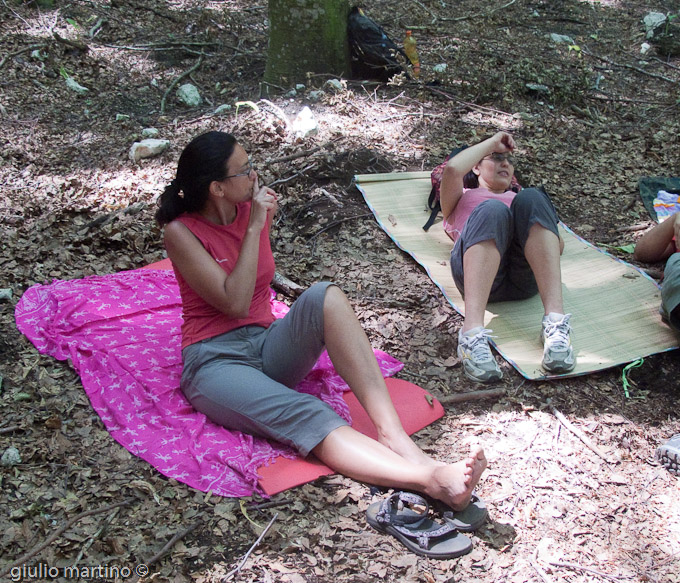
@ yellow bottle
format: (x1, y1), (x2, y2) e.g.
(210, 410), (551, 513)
(403, 30), (420, 78)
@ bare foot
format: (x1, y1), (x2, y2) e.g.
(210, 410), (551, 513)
(425, 445), (487, 511)
(378, 429), (444, 467)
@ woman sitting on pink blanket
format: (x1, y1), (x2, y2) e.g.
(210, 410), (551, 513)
(155, 131), (486, 511)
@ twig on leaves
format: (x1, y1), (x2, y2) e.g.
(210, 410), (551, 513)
(530, 559), (554, 583)
(267, 144), (326, 164)
(549, 560), (629, 581)
(0, 499), (134, 579)
(439, 0), (518, 23)
(72, 507), (121, 567)
(0, 44), (47, 70)
(0, 425), (22, 434)
(52, 31), (89, 52)
(145, 520), (202, 567)
(160, 53), (205, 114)
(550, 406), (611, 464)
(222, 513), (278, 582)
(308, 213), (374, 241)
(582, 47), (678, 85)
(267, 163), (317, 187)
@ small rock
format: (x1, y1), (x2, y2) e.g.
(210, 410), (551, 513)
(307, 90), (324, 102)
(129, 138), (170, 163)
(0, 288), (12, 301)
(214, 104), (232, 115)
(432, 63), (448, 73)
(295, 83), (305, 92)
(115, 114), (130, 122)
(176, 83), (202, 107)
(291, 106), (318, 138)
(641, 42), (652, 55)
(325, 78), (344, 93)
(526, 83), (550, 94)
(284, 88), (297, 98)
(550, 33), (575, 44)
(643, 12), (667, 38)
(141, 127), (159, 138)
(65, 76), (88, 95)
(1, 447), (21, 467)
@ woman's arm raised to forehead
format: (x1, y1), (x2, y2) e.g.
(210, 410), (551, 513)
(439, 132), (515, 219)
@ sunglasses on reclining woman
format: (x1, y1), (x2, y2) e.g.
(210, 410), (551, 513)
(482, 152), (515, 165)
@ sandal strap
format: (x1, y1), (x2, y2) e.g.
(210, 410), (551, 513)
(391, 520), (458, 550)
(375, 492), (429, 528)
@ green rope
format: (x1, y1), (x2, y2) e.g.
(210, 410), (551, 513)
(621, 358), (644, 398)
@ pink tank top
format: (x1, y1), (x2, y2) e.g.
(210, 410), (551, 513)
(172, 205), (276, 349)
(443, 187), (516, 242)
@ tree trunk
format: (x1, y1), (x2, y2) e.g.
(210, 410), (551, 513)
(264, 0), (351, 88)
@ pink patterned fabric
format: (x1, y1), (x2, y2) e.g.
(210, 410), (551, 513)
(15, 268), (402, 497)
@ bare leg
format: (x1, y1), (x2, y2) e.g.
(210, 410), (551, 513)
(313, 426), (487, 511)
(461, 240), (500, 332)
(523, 223), (564, 315)
(322, 286), (434, 466)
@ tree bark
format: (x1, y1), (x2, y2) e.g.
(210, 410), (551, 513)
(264, 0), (351, 87)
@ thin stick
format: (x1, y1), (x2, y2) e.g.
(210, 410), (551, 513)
(549, 560), (628, 581)
(439, 388), (505, 405)
(550, 406), (610, 464)
(530, 560), (554, 583)
(222, 513), (278, 582)
(0, 425), (22, 434)
(160, 54), (205, 114)
(0, 499), (134, 579)
(146, 520), (202, 567)
(308, 213), (374, 240)
(0, 44), (47, 70)
(583, 48), (678, 85)
(267, 144), (325, 164)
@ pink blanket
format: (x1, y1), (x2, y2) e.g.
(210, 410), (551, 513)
(15, 268), (402, 497)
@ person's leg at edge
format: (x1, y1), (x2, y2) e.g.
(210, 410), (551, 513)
(321, 285), (438, 466)
(523, 222), (564, 315)
(313, 425), (487, 511)
(461, 240), (501, 332)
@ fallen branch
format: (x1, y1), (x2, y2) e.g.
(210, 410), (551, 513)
(52, 31), (89, 53)
(439, 388), (506, 405)
(272, 271), (305, 297)
(0, 499), (134, 579)
(439, 0), (518, 22)
(267, 143), (327, 164)
(550, 406), (611, 464)
(583, 47), (678, 85)
(0, 425), (22, 435)
(160, 53), (205, 114)
(146, 520), (202, 567)
(222, 513), (278, 582)
(72, 507), (121, 567)
(267, 163), (317, 187)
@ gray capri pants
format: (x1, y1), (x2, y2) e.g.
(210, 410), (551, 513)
(180, 281), (348, 456)
(661, 253), (680, 332)
(450, 188), (560, 302)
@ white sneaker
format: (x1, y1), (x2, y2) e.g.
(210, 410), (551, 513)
(541, 313), (575, 373)
(457, 327), (503, 383)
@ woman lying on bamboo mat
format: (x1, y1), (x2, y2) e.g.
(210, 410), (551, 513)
(439, 131), (576, 382)
(155, 131), (486, 512)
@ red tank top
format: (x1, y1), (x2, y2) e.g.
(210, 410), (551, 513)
(172, 204), (276, 349)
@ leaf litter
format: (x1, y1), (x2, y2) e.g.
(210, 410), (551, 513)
(1, 0), (680, 582)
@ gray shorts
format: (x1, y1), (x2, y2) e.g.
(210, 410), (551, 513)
(450, 187), (560, 302)
(662, 253), (680, 332)
(180, 281), (348, 456)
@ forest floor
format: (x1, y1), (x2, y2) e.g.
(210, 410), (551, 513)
(1, 0), (680, 582)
